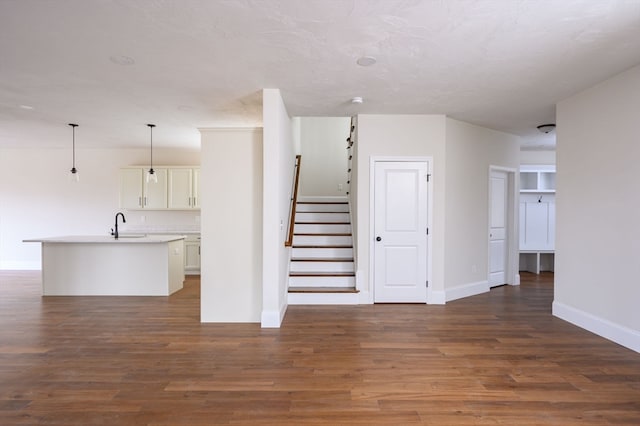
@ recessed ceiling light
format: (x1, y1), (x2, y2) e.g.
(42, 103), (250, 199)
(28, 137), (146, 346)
(109, 55), (136, 66)
(19, 104), (34, 110)
(357, 56), (377, 67)
(351, 97), (363, 104)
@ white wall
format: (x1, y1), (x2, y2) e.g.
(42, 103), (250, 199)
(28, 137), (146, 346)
(199, 128), (263, 323)
(0, 147), (200, 269)
(298, 117), (351, 197)
(555, 65), (640, 352)
(520, 150), (556, 165)
(354, 115), (520, 304)
(444, 118), (521, 294)
(262, 89), (295, 327)
(355, 115), (447, 302)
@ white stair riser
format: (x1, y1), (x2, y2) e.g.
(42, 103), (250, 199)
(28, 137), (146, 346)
(293, 235), (352, 246)
(298, 196), (348, 203)
(289, 276), (356, 287)
(292, 247), (353, 258)
(288, 292), (359, 305)
(290, 262), (354, 273)
(294, 224), (351, 234)
(296, 212), (350, 223)
(296, 203), (349, 213)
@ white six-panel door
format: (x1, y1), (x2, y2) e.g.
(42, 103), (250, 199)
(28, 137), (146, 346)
(373, 161), (428, 303)
(489, 170), (508, 287)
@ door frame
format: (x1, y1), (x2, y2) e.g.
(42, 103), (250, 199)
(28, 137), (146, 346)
(370, 156), (433, 303)
(487, 165), (518, 287)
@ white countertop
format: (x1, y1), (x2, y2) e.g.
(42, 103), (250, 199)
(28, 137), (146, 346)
(24, 235), (185, 244)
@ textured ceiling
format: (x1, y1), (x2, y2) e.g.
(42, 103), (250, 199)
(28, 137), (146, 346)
(1, 0), (639, 150)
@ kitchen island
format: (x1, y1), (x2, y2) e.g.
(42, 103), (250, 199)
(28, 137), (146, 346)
(24, 235), (185, 296)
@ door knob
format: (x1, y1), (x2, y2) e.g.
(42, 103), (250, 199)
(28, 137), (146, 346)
(376, 236), (382, 242)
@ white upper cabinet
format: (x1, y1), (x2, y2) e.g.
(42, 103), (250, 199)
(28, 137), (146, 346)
(119, 168), (144, 209)
(520, 165), (556, 193)
(119, 167), (168, 209)
(121, 166), (199, 210)
(168, 167), (200, 209)
(144, 168), (168, 208)
(193, 168), (201, 208)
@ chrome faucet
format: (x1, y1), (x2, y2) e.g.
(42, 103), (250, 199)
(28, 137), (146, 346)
(112, 212), (126, 239)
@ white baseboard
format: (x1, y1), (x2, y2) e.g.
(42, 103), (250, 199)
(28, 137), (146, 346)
(427, 288), (445, 304)
(514, 274), (521, 285)
(553, 301), (640, 353)
(261, 302), (287, 328)
(445, 280), (489, 302)
(297, 196), (348, 203)
(0, 261), (40, 270)
(357, 290), (371, 304)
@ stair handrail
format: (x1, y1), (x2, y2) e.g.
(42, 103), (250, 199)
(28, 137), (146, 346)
(285, 155), (302, 247)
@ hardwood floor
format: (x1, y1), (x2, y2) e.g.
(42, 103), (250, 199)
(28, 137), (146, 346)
(0, 271), (639, 425)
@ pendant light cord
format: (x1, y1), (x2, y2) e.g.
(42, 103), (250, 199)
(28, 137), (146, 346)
(69, 123), (78, 172)
(148, 124), (156, 173)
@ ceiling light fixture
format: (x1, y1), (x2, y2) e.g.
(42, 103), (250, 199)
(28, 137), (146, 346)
(68, 123), (79, 182)
(146, 124), (157, 183)
(356, 56), (377, 67)
(351, 96), (363, 104)
(537, 124), (556, 134)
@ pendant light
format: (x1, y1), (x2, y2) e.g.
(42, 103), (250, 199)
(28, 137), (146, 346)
(68, 123), (79, 182)
(146, 124), (157, 183)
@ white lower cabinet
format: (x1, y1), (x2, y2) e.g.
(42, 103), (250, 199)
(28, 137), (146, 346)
(184, 235), (201, 275)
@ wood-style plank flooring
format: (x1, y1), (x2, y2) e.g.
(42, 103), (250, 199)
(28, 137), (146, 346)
(0, 271), (639, 425)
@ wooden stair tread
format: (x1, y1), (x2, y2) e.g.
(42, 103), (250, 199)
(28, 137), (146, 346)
(294, 233), (351, 236)
(289, 271), (355, 277)
(291, 257), (354, 262)
(295, 224), (351, 226)
(288, 286), (359, 293)
(292, 245), (353, 249)
(297, 202), (348, 205)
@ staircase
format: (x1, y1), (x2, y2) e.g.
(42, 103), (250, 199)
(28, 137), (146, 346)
(288, 198), (359, 304)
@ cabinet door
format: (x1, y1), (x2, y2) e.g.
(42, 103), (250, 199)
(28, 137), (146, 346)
(119, 168), (143, 209)
(144, 168), (168, 209)
(520, 194), (555, 250)
(184, 241), (201, 271)
(168, 169), (193, 209)
(193, 168), (200, 208)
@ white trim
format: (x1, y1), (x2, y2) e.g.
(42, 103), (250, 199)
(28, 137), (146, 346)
(288, 292), (359, 305)
(488, 165), (519, 287)
(261, 302), (288, 328)
(355, 269), (372, 304)
(357, 290), (371, 304)
(445, 280), (489, 302)
(370, 156), (433, 304)
(427, 288), (445, 305)
(553, 301), (640, 353)
(0, 261), (41, 270)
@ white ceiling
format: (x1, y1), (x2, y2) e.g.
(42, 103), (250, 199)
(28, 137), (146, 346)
(1, 0), (639, 151)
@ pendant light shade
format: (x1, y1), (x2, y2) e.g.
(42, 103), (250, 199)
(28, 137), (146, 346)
(146, 124), (157, 183)
(68, 123), (79, 182)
